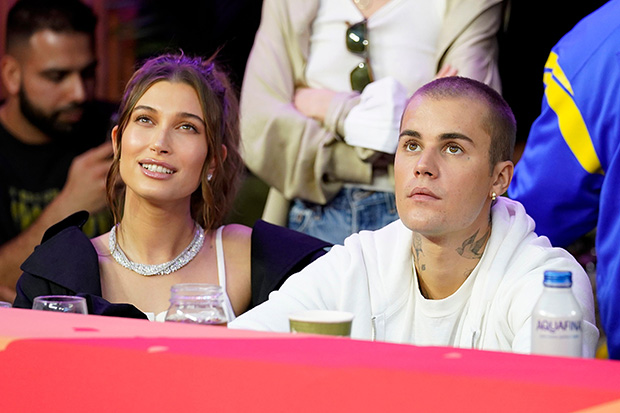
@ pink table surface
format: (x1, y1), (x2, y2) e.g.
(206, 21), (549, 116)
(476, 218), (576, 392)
(1, 308), (619, 412)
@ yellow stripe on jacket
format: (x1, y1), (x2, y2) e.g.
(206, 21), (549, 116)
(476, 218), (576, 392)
(543, 52), (603, 175)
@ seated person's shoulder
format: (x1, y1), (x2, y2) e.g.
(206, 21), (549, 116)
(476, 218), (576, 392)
(222, 223), (252, 245)
(252, 220), (332, 250)
(40, 211), (90, 243)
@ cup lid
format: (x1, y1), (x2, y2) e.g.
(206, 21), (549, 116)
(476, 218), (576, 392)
(288, 310), (355, 323)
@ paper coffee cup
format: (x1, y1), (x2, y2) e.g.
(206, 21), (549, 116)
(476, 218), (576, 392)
(289, 310), (354, 337)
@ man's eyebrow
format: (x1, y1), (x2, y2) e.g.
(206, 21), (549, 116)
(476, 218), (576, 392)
(399, 130), (420, 139)
(398, 130), (475, 145)
(439, 132), (475, 145)
(40, 68), (69, 77)
(41, 60), (98, 76)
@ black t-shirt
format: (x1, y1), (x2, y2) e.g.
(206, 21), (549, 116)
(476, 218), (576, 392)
(0, 100), (116, 244)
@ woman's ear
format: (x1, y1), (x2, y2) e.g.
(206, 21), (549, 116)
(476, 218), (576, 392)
(491, 160), (514, 197)
(111, 125), (119, 156)
(209, 144), (228, 176)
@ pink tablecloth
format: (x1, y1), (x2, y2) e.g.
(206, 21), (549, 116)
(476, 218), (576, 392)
(1, 308), (619, 412)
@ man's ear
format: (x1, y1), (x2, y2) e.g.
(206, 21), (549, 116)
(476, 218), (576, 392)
(491, 160), (514, 197)
(1, 55), (22, 96)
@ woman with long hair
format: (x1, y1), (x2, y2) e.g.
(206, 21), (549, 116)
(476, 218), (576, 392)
(13, 53), (253, 320)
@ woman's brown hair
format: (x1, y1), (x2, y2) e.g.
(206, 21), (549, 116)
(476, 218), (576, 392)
(106, 52), (243, 230)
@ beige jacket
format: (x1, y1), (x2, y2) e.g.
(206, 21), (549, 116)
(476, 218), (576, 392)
(241, 0), (504, 224)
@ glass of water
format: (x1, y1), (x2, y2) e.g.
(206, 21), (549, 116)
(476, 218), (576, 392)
(164, 284), (233, 326)
(32, 295), (88, 314)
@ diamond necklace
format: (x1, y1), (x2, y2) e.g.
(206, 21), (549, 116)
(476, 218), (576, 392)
(109, 222), (205, 276)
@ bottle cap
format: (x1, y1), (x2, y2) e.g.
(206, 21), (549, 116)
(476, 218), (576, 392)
(543, 270), (572, 287)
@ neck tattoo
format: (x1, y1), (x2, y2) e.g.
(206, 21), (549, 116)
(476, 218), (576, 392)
(109, 222), (205, 276)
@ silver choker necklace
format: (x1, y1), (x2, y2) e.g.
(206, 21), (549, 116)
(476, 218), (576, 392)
(109, 222), (205, 276)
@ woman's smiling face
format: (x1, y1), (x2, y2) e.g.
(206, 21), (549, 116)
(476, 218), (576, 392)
(113, 80), (208, 207)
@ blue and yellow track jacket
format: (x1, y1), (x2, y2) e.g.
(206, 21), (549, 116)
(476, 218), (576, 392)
(509, 0), (620, 359)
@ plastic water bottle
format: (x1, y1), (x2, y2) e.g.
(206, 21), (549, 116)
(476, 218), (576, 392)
(531, 271), (583, 357)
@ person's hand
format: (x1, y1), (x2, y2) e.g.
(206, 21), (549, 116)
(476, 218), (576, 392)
(56, 141), (113, 214)
(435, 64), (458, 79)
(293, 87), (337, 123)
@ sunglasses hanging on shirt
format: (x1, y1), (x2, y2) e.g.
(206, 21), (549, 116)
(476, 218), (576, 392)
(346, 19), (374, 92)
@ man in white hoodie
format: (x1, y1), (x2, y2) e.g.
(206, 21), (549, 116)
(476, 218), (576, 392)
(230, 76), (598, 356)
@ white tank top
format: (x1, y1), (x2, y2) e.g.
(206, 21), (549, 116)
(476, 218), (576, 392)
(146, 225), (228, 322)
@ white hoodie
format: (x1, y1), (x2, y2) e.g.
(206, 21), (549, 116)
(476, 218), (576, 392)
(230, 198), (598, 356)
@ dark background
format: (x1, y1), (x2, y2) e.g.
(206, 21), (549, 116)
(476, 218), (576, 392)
(497, 0), (608, 155)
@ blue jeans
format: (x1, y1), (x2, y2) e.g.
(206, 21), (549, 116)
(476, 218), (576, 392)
(288, 187), (399, 245)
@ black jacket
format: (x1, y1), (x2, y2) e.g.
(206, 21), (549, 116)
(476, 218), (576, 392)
(14, 212), (331, 318)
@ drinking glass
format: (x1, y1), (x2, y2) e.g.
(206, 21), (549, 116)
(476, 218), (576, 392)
(32, 295), (88, 314)
(164, 283), (233, 326)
